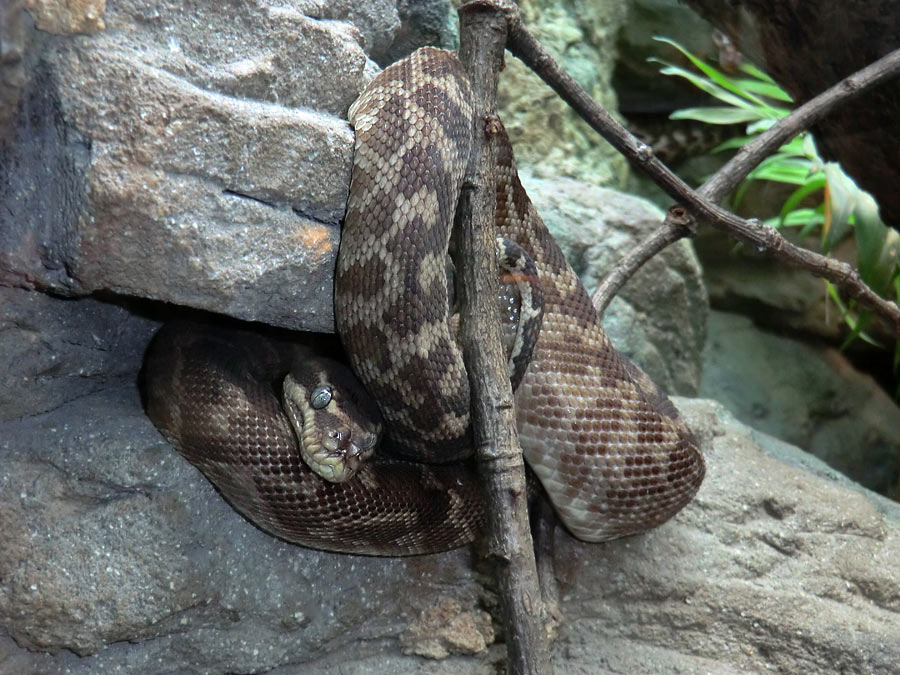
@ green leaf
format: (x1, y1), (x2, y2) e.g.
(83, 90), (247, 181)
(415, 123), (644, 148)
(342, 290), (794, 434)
(782, 135), (811, 157)
(824, 282), (882, 349)
(670, 107), (764, 124)
(652, 61), (763, 111)
(653, 37), (776, 111)
(802, 135), (820, 159)
(780, 176), (827, 222)
(746, 119), (777, 134)
(781, 208), (824, 229)
(731, 78), (794, 102)
(748, 158), (814, 185)
(854, 193), (900, 296)
(839, 311), (881, 350)
(739, 61), (779, 85)
(822, 163), (859, 251)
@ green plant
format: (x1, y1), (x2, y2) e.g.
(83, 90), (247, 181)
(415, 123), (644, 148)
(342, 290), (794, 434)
(651, 37), (900, 390)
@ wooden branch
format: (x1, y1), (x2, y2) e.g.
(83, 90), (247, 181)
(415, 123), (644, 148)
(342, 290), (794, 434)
(593, 45), (900, 315)
(456, 2), (553, 673)
(591, 206), (694, 316)
(506, 19), (900, 336)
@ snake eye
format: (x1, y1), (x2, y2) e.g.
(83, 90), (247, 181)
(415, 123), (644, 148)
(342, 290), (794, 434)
(310, 385), (333, 409)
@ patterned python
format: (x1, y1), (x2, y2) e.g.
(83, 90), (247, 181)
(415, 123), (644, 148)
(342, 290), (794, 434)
(144, 48), (704, 556)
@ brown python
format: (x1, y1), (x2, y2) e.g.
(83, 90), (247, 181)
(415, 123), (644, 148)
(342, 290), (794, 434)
(144, 47), (705, 555)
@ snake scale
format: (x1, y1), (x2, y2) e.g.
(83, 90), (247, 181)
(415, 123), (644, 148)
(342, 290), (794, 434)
(144, 48), (705, 556)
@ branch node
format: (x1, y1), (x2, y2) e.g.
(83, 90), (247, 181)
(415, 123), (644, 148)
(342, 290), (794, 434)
(635, 141), (654, 163)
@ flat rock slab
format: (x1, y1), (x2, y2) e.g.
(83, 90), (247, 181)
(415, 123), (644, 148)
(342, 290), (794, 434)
(1, 380), (897, 673)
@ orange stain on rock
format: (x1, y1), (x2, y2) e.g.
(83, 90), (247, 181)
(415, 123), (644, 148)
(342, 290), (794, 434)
(293, 224), (334, 257)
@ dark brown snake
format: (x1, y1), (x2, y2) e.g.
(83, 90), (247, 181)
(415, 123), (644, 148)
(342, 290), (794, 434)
(144, 48), (705, 556)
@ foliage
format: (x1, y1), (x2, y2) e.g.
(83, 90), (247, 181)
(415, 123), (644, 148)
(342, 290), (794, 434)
(651, 37), (900, 390)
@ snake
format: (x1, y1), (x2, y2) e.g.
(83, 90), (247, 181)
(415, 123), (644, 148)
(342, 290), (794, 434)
(144, 48), (705, 556)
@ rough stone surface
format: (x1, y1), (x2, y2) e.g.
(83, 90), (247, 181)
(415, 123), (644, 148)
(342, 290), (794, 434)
(695, 229), (864, 342)
(25, 0), (106, 35)
(384, 0), (456, 64)
(701, 310), (900, 498)
(498, 0), (630, 188)
(1, 290), (899, 673)
(0, 286), (159, 421)
(0, 0), (393, 333)
(1, 1), (31, 136)
(0, 0), (645, 336)
(614, 0), (718, 118)
(524, 172), (707, 395)
(304, 0), (400, 65)
(399, 596), (495, 659)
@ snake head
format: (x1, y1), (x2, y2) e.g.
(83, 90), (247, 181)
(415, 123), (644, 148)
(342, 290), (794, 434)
(282, 355), (382, 483)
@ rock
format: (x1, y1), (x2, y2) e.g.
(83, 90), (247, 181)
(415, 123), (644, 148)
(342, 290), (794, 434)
(614, 0), (719, 117)
(0, 0), (679, 340)
(2, 336), (898, 673)
(695, 228), (859, 342)
(0, 0), (392, 333)
(384, 0), (457, 64)
(700, 310), (900, 498)
(551, 396), (900, 674)
(399, 596), (494, 659)
(0, 291), (896, 673)
(0, 286), (158, 421)
(0, 375), (488, 668)
(524, 172), (708, 395)
(1, 1), (31, 136)
(24, 0), (106, 35)
(497, 0), (630, 188)
(304, 0), (400, 65)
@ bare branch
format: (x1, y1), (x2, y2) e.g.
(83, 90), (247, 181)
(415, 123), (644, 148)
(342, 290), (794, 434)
(457, 2), (553, 673)
(506, 18), (900, 336)
(591, 207), (695, 316)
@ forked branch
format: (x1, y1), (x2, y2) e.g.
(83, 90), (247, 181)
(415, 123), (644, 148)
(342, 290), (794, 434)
(506, 18), (900, 333)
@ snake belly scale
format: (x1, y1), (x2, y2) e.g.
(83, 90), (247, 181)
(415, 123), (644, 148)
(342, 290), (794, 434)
(144, 47), (705, 555)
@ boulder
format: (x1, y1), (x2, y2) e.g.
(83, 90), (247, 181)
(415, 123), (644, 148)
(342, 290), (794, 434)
(701, 310), (900, 499)
(498, 0), (630, 187)
(0, 0), (386, 333)
(1, 333), (898, 673)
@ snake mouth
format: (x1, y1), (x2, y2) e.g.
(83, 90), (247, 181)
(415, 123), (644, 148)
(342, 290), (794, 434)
(310, 438), (375, 482)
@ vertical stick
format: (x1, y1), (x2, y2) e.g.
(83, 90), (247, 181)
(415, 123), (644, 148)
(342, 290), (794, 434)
(456, 2), (553, 673)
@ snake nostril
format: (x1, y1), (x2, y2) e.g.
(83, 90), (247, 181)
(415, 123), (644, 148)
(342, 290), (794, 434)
(330, 429), (351, 449)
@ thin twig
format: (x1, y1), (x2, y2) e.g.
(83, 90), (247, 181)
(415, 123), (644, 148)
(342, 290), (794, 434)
(457, 2), (553, 673)
(590, 206), (694, 316)
(506, 20), (900, 335)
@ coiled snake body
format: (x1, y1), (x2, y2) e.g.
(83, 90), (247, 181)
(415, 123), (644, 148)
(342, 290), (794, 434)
(145, 48), (704, 556)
